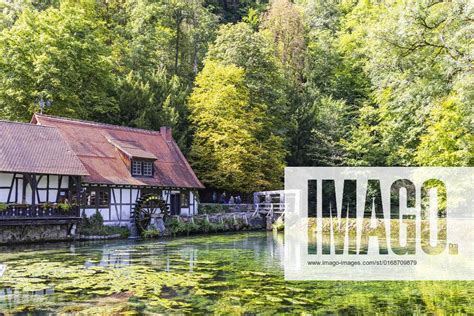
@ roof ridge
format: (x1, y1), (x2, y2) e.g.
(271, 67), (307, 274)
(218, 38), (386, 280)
(34, 113), (164, 135)
(0, 119), (57, 129)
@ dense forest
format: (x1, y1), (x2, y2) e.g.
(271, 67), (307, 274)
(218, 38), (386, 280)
(0, 0), (472, 193)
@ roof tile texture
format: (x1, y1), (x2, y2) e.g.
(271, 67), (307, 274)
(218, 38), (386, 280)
(32, 114), (204, 189)
(0, 120), (88, 175)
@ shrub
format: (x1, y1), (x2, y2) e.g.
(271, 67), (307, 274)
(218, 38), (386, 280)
(57, 202), (72, 213)
(89, 211), (104, 228)
(142, 229), (160, 238)
(209, 222), (225, 233)
(77, 211), (129, 237)
(0, 203), (8, 212)
(166, 217), (187, 236)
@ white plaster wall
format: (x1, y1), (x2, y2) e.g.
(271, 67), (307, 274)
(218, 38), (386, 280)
(0, 173), (13, 202)
(0, 173), (12, 187)
(25, 185), (32, 204)
(100, 187), (138, 226)
(162, 190), (170, 204)
(191, 191), (199, 215)
(17, 178), (23, 203)
(0, 173), (70, 204)
(81, 186), (200, 226)
(48, 175), (58, 203)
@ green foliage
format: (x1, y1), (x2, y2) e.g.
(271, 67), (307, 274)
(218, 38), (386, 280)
(340, 0), (473, 166)
(0, 232), (472, 314)
(0, 0), (471, 200)
(0, 202), (8, 212)
(166, 217), (201, 236)
(77, 210), (129, 237)
(206, 23), (287, 127)
(57, 202), (72, 213)
(416, 85), (474, 166)
(89, 210), (104, 228)
(0, 3), (118, 122)
(262, 0), (305, 83)
(200, 204), (225, 214)
(142, 228), (160, 238)
(165, 215), (249, 236)
(188, 61), (285, 192)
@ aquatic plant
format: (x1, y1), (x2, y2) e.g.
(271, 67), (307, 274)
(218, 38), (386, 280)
(1, 232), (472, 314)
(142, 229), (160, 238)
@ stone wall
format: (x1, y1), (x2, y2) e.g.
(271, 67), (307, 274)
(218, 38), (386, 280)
(144, 212), (266, 237)
(0, 224), (74, 244)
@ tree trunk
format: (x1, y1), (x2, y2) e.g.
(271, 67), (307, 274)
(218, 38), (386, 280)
(174, 13), (181, 75)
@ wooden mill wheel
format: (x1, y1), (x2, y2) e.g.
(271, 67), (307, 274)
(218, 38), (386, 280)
(133, 194), (168, 233)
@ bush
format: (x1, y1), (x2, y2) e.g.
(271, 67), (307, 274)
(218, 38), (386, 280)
(166, 216), (230, 236)
(200, 204), (226, 214)
(166, 217), (187, 236)
(57, 202), (72, 213)
(209, 222), (225, 233)
(89, 211), (104, 227)
(77, 211), (129, 237)
(0, 203), (8, 212)
(142, 228), (160, 238)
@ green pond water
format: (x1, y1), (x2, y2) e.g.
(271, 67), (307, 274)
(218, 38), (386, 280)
(0, 232), (472, 314)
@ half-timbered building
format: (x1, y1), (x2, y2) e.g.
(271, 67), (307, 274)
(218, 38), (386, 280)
(0, 114), (204, 227)
(0, 120), (88, 225)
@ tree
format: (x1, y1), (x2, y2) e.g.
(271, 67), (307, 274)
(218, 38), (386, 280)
(286, 0), (370, 166)
(188, 61), (285, 192)
(262, 0), (306, 83)
(416, 79), (474, 166)
(205, 22), (287, 134)
(0, 3), (118, 122)
(342, 0), (473, 166)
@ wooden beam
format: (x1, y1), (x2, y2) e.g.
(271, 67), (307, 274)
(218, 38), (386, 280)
(56, 175), (63, 202)
(23, 173), (37, 206)
(6, 173), (15, 203)
(22, 174), (27, 204)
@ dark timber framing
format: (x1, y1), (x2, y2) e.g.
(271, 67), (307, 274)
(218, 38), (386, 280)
(1, 172), (81, 205)
(80, 183), (198, 222)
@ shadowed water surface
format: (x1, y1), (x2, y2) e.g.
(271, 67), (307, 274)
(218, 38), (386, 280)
(0, 232), (472, 314)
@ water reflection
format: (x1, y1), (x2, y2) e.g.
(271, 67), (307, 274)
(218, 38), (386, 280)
(0, 232), (472, 314)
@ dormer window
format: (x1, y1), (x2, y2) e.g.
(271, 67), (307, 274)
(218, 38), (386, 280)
(143, 161), (153, 176)
(132, 160), (153, 177)
(132, 160), (142, 176)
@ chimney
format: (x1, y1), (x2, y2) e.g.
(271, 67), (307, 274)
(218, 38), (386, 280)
(160, 126), (172, 141)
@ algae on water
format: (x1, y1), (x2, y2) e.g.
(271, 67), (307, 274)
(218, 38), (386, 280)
(0, 232), (472, 314)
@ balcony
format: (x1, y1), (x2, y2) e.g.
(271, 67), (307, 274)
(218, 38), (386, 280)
(0, 204), (81, 226)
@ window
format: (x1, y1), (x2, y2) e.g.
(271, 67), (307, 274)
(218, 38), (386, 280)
(98, 190), (110, 208)
(84, 188), (110, 208)
(86, 190), (96, 207)
(143, 161), (153, 176)
(132, 160), (142, 176)
(57, 189), (69, 203)
(131, 160), (154, 177)
(180, 192), (189, 208)
(141, 188), (161, 197)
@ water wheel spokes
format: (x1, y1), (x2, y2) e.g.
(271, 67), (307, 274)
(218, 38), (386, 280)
(134, 194), (168, 233)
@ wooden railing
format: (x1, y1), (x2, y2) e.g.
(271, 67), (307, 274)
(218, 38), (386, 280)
(254, 202), (285, 213)
(0, 205), (80, 220)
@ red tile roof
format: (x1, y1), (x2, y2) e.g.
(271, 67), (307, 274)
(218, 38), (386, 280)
(32, 114), (204, 189)
(0, 120), (89, 176)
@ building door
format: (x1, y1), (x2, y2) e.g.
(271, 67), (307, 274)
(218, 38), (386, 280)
(170, 193), (181, 215)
